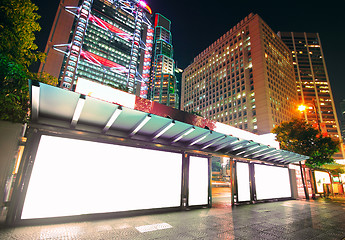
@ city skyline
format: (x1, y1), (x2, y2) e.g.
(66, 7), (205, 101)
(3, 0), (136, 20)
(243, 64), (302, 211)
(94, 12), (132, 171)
(32, 0), (345, 118)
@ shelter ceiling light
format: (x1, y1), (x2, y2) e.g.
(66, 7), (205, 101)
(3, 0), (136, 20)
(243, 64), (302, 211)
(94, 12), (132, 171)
(189, 131), (211, 146)
(31, 81), (40, 121)
(103, 106), (122, 133)
(153, 120), (175, 140)
(130, 114), (151, 136)
(173, 127), (195, 143)
(201, 135), (227, 150)
(71, 95), (86, 127)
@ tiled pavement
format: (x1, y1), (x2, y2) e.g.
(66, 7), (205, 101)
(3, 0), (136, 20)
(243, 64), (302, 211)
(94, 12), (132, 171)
(1, 197), (345, 239)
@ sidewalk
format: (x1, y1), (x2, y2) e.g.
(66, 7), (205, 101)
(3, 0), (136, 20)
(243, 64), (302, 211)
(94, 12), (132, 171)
(1, 197), (345, 239)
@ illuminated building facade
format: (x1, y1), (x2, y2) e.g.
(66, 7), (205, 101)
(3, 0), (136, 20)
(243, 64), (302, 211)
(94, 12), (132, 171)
(182, 14), (298, 134)
(41, 0), (153, 95)
(150, 14), (178, 108)
(174, 67), (183, 109)
(341, 99), (345, 142)
(279, 32), (344, 158)
(38, 0), (79, 79)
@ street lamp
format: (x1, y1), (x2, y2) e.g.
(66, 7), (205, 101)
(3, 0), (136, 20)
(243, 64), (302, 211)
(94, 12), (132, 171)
(298, 104), (306, 112)
(298, 100), (321, 200)
(298, 100), (321, 133)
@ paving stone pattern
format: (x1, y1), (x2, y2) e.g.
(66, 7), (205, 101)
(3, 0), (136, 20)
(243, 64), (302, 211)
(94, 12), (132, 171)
(1, 197), (345, 239)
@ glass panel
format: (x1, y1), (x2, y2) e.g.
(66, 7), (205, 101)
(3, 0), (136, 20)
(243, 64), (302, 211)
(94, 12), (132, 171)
(211, 157), (231, 204)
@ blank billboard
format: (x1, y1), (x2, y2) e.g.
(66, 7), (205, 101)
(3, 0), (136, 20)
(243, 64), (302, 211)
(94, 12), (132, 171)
(255, 164), (291, 200)
(188, 156), (209, 206)
(237, 162), (251, 202)
(21, 135), (182, 219)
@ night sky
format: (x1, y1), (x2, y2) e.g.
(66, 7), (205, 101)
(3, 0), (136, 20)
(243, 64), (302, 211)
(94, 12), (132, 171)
(32, 0), (345, 118)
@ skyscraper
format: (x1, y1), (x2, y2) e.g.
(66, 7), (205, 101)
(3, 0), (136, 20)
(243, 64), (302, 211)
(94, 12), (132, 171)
(279, 32), (344, 158)
(39, 0), (153, 96)
(339, 99), (345, 142)
(181, 13), (298, 134)
(149, 14), (178, 108)
(38, 0), (79, 79)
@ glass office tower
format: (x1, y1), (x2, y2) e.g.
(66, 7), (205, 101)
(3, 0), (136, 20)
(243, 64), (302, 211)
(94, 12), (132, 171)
(279, 32), (344, 158)
(150, 14), (179, 108)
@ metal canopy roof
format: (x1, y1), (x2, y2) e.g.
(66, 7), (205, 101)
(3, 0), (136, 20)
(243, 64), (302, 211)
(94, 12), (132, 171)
(30, 82), (308, 165)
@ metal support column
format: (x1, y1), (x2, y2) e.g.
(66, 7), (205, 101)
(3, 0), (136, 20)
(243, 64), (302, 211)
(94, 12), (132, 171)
(249, 163), (256, 203)
(229, 158), (235, 205)
(180, 152), (189, 210)
(299, 161), (309, 200)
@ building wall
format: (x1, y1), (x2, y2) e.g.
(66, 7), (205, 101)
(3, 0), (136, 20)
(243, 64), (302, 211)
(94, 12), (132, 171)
(38, 0), (79, 78)
(250, 16), (271, 133)
(181, 14), (297, 134)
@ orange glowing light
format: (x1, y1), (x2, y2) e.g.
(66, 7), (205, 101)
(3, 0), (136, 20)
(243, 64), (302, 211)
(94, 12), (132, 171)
(298, 104), (306, 112)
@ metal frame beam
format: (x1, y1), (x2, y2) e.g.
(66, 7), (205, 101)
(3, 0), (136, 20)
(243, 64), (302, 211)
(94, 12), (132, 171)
(103, 106), (122, 133)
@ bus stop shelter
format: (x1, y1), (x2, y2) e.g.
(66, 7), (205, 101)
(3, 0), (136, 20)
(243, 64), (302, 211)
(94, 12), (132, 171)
(5, 82), (308, 225)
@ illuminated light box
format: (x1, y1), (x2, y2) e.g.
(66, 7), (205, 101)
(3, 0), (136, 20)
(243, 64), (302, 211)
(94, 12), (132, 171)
(254, 164), (291, 200)
(75, 77), (136, 109)
(188, 156), (209, 206)
(237, 162), (251, 202)
(314, 171), (331, 193)
(21, 135), (182, 219)
(214, 122), (280, 149)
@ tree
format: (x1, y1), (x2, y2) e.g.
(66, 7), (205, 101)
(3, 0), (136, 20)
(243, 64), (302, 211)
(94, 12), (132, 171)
(0, 53), (58, 123)
(0, 53), (29, 123)
(0, 0), (58, 123)
(0, 0), (45, 67)
(272, 118), (339, 168)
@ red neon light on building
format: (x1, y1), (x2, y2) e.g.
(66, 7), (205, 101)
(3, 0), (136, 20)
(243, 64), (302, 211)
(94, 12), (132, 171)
(80, 50), (128, 74)
(138, 1), (152, 14)
(89, 14), (132, 41)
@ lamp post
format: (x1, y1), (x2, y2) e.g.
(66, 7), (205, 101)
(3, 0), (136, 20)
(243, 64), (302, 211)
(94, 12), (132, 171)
(298, 100), (321, 200)
(298, 99), (321, 133)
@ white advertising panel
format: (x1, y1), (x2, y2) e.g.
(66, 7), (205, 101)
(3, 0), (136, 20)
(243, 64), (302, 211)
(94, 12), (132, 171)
(237, 162), (251, 202)
(188, 156), (209, 206)
(255, 164), (291, 200)
(314, 171), (331, 193)
(75, 77), (136, 109)
(214, 122), (280, 149)
(21, 135), (182, 219)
